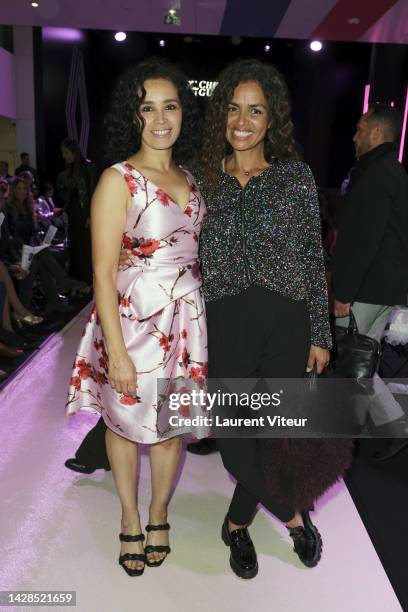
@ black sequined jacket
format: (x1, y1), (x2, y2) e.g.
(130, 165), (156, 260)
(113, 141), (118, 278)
(197, 160), (332, 349)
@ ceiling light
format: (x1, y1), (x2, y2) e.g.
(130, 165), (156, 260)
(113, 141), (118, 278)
(310, 40), (323, 52)
(264, 44), (271, 52)
(164, 8), (180, 25)
(159, 39), (166, 47)
(31, 2), (39, 7)
(114, 32), (127, 42)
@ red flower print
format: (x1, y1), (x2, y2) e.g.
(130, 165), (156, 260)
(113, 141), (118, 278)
(184, 206), (193, 217)
(159, 335), (170, 353)
(190, 183), (197, 193)
(156, 189), (170, 206)
(201, 362), (208, 377)
(181, 347), (190, 368)
(124, 173), (138, 194)
(122, 233), (135, 251)
(124, 162), (134, 172)
(120, 296), (131, 308)
(99, 355), (108, 373)
(70, 376), (81, 391)
(138, 239), (160, 257)
(190, 260), (201, 279)
(189, 366), (201, 381)
(180, 329), (187, 339)
(120, 394), (138, 405)
(95, 371), (108, 385)
(180, 403), (190, 418)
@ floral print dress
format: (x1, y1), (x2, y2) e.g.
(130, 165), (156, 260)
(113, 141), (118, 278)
(66, 162), (208, 443)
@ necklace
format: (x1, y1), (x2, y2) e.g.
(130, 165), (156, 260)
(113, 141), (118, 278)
(241, 166), (268, 177)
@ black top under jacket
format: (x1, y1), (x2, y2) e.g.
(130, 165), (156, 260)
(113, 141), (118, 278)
(332, 142), (408, 306)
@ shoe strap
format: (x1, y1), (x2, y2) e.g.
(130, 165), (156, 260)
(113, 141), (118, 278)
(145, 523), (170, 532)
(119, 533), (145, 542)
(145, 545), (171, 554)
(119, 553), (146, 562)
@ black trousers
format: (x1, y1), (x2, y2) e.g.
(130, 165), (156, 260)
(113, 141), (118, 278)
(206, 286), (311, 524)
(75, 416), (109, 468)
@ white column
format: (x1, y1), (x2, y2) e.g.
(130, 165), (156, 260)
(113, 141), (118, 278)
(13, 25), (36, 167)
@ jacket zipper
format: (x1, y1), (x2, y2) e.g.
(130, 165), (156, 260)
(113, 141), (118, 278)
(239, 189), (252, 283)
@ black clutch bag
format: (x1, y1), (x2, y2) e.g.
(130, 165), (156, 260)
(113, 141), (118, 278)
(334, 310), (380, 379)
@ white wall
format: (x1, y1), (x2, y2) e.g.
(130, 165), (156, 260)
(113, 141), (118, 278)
(13, 26), (36, 167)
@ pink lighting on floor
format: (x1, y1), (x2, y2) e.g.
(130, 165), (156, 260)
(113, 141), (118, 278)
(363, 84), (371, 114)
(310, 40), (322, 52)
(398, 86), (408, 163)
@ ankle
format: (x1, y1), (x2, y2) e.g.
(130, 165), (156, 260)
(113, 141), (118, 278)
(148, 506), (168, 524)
(121, 512), (141, 530)
(286, 511), (304, 529)
(228, 519), (248, 533)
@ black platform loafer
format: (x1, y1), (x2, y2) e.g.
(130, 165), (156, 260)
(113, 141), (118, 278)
(221, 516), (258, 579)
(186, 438), (218, 455)
(64, 458), (110, 474)
(287, 511), (322, 568)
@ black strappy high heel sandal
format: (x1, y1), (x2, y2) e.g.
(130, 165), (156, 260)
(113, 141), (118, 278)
(118, 533), (146, 576)
(145, 523), (171, 567)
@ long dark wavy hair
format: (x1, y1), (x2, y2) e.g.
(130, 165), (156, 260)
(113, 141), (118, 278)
(199, 59), (301, 189)
(7, 177), (36, 224)
(61, 137), (86, 189)
(103, 58), (201, 167)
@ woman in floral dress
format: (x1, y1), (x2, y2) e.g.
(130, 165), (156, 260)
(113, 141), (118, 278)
(66, 59), (207, 576)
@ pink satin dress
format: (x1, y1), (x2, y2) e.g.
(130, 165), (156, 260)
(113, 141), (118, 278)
(66, 162), (208, 444)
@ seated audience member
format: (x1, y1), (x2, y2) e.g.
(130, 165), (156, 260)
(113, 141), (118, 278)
(0, 161), (12, 181)
(15, 152), (38, 187)
(34, 183), (65, 238)
(16, 169), (37, 197)
(0, 279), (23, 362)
(0, 179), (9, 209)
(4, 178), (87, 313)
(0, 260), (43, 329)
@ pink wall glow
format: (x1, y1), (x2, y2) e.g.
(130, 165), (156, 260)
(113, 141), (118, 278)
(0, 49), (16, 119)
(398, 86), (408, 163)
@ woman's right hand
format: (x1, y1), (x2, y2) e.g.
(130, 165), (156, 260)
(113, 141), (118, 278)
(108, 351), (137, 397)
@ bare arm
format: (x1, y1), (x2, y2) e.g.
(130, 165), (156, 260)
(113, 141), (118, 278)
(91, 168), (136, 396)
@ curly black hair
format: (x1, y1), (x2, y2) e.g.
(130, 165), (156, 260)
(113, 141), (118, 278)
(103, 57), (201, 167)
(199, 59), (301, 189)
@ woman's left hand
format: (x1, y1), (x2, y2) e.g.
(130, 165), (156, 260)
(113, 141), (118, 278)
(306, 345), (330, 375)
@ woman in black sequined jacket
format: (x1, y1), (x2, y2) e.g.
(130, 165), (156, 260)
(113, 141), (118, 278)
(194, 59), (353, 577)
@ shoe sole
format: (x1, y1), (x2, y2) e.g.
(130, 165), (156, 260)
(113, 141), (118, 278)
(221, 523), (258, 579)
(64, 462), (96, 474)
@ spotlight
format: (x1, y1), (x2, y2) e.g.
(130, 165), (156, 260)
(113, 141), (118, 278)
(159, 39), (166, 47)
(164, 8), (181, 25)
(310, 40), (323, 52)
(114, 32), (127, 42)
(264, 44), (271, 52)
(31, 2), (39, 6)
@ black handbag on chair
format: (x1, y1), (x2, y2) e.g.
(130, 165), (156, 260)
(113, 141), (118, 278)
(334, 310), (380, 378)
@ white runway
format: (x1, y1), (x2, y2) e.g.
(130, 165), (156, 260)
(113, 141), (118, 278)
(0, 306), (402, 612)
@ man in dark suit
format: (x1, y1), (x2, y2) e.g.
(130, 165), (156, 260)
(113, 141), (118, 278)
(333, 104), (408, 461)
